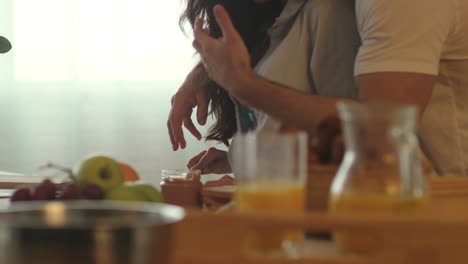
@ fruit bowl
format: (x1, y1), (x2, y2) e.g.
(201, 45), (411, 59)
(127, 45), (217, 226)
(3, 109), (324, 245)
(0, 201), (184, 264)
(11, 155), (163, 204)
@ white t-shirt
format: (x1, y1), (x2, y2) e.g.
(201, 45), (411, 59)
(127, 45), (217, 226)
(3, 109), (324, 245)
(355, 0), (468, 176)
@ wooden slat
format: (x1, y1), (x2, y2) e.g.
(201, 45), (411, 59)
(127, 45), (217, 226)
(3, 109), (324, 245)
(306, 164), (468, 213)
(171, 209), (468, 264)
(171, 167), (468, 264)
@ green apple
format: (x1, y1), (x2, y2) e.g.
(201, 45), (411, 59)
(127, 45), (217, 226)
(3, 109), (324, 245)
(105, 185), (148, 201)
(134, 184), (164, 202)
(74, 155), (124, 192)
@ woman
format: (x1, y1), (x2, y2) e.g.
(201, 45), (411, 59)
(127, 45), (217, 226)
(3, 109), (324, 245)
(168, 0), (360, 174)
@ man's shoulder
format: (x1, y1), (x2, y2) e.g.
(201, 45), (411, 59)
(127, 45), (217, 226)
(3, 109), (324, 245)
(355, 0), (455, 15)
(302, 0), (354, 14)
(301, 0), (356, 25)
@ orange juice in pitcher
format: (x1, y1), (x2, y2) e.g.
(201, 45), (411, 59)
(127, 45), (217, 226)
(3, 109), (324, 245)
(330, 192), (429, 253)
(330, 102), (430, 254)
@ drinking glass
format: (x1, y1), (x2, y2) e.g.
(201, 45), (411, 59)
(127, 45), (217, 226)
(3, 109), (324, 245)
(231, 131), (308, 253)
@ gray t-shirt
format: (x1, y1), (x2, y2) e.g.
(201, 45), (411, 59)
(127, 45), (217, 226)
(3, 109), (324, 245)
(235, 0), (360, 133)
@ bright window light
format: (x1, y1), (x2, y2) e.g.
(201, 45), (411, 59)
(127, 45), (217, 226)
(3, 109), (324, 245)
(12, 0), (196, 81)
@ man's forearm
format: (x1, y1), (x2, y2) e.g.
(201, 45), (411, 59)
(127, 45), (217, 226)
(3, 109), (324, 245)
(230, 72), (351, 133)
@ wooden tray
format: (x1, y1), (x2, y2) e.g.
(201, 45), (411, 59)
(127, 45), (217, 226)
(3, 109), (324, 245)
(202, 186), (235, 199)
(172, 209), (468, 264)
(199, 166), (468, 215)
(306, 164), (468, 213)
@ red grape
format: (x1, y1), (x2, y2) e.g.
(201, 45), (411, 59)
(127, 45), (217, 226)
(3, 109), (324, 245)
(81, 183), (104, 200)
(10, 188), (31, 202)
(31, 179), (56, 201)
(57, 183), (81, 200)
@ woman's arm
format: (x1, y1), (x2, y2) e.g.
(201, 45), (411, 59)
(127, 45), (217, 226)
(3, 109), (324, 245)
(167, 63), (211, 150)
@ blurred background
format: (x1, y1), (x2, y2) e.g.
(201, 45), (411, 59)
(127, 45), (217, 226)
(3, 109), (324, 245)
(0, 0), (223, 185)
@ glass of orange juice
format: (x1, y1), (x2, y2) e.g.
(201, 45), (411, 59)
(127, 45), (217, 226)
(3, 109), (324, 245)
(231, 131), (307, 254)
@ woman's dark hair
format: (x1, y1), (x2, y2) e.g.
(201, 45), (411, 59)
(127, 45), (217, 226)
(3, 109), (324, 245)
(180, 0), (284, 146)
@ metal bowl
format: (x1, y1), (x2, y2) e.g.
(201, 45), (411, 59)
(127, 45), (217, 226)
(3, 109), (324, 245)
(0, 201), (185, 264)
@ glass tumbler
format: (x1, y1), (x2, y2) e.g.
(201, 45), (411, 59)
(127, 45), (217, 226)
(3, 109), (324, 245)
(231, 130), (308, 253)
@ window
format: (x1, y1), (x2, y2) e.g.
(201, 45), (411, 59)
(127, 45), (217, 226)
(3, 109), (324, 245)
(3, 0), (195, 81)
(0, 0), (216, 183)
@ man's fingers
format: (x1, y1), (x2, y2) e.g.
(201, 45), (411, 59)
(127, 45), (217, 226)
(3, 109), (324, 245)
(213, 5), (238, 41)
(196, 92), (209, 125)
(183, 118), (202, 141)
(187, 150), (207, 169)
(195, 17), (203, 31)
(192, 40), (202, 53)
(194, 18), (214, 46)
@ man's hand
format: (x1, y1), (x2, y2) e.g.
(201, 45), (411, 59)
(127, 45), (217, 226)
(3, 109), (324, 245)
(187, 148), (232, 175)
(192, 5), (253, 97)
(167, 69), (210, 151)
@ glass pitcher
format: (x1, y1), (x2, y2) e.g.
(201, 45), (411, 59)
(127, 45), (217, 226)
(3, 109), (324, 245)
(329, 102), (430, 254)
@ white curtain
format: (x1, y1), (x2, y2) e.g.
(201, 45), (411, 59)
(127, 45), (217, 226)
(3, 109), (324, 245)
(0, 0), (218, 183)
(2, 0), (196, 81)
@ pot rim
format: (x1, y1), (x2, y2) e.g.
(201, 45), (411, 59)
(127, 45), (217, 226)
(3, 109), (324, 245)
(0, 200), (185, 229)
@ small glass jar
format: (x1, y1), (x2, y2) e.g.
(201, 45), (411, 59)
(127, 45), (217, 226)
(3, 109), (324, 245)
(160, 169), (202, 208)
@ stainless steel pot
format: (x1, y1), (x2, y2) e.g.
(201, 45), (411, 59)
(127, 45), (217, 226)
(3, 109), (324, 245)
(0, 36), (12, 54)
(0, 201), (185, 264)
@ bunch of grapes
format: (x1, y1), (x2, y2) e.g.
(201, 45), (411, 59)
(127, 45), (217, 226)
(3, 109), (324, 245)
(10, 179), (104, 202)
